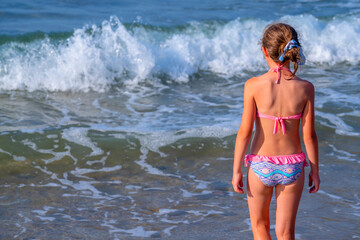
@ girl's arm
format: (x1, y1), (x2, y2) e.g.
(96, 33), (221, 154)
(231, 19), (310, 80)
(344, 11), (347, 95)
(302, 82), (320, 193)
(232, 80), (256, 194)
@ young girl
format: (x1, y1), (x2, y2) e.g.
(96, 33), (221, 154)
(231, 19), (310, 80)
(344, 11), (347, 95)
(232, 23), (320, 240)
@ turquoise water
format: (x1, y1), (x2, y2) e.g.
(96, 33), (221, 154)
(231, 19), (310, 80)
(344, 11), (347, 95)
(0, 1), (359, 239)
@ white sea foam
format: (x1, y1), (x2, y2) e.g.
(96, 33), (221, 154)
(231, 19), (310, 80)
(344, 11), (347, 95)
(317, 112), (360, 137)
(32, 206), (56, 222)
(22, 139), (77, 164)
(14, 213), (31, 239)
(0, 147), (26, 161)
(0, 16), (154, 92)
(181, 189), (212, 198)
(71, 165), (122, 176)
(109, 226), (158, 237)
(0, 15), (359, 91)
(286, 14), (360, 64)
(239, 218), (252, 233)
(318, 190), (343, 201)
(163, 226), (177, 236)
(51, 172), (119, 199)
(186, 209), (223, 217)
(327, 143), (359, 163)
(62, 128), (104, 156)
(132, 125), (237, 156)
(106, 124), (238, 176)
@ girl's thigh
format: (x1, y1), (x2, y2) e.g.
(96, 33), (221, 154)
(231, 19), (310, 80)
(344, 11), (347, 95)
(247, 168), (274, 222)
(274, 168), (305, 230)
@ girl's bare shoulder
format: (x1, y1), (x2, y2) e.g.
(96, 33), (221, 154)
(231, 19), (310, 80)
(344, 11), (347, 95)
(292, 77), (315, 99)
(294, 77), (314, 91)
(245, 73), (270, 86)
(244, 76), (265, 95)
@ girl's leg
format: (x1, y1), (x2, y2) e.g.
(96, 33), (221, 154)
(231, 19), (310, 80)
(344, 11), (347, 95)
(274, 169), (305, 240)
(247, 168), (273, 240)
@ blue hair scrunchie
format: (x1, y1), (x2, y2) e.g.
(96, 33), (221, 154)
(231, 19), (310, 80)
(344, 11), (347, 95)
(278, 39), (306, 65)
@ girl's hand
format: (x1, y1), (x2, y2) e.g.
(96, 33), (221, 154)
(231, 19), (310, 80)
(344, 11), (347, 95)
(308, 171), (320, 193)
(232, 172), (244, 194)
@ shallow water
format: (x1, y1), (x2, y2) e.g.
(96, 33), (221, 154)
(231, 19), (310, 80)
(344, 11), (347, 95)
(0, 0), (360, 239)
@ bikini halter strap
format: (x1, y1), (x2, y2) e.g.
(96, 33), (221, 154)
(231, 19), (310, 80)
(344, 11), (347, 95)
(270, 64), (291, 84)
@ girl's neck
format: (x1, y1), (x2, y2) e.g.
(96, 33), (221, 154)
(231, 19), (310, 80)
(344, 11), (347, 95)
(267, 59), (291, 70)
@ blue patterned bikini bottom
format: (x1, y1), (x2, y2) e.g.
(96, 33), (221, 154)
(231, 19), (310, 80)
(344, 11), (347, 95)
(249, 161), (304, 187)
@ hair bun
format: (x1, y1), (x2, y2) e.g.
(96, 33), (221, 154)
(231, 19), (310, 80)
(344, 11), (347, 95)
(262, 23), (304, 76)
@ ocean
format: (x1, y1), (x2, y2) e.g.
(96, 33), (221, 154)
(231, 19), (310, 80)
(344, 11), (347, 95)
(0, 0), (359, 239)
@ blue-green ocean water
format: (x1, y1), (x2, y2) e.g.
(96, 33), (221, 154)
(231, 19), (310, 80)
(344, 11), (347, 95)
(0, 1), (359, 239)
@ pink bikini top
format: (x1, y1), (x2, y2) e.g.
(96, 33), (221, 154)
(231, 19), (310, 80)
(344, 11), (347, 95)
(257, 111), (302, 135)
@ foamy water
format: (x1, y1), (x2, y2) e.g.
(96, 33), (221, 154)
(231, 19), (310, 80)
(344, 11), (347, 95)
(1, 15), (360, 91)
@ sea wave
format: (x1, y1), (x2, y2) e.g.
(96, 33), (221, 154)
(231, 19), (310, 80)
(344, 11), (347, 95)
(0, 14), (359, 92)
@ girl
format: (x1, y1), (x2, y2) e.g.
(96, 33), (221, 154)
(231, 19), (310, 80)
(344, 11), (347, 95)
(232, 23), (320, 240)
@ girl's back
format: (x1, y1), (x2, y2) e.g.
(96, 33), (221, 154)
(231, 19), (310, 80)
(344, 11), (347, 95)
(248, 69), (313, 156)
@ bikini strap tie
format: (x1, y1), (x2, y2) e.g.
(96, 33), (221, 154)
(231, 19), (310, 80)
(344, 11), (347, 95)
(274, 117), (286, 135)
(271, 64), (291, 84)
(257, 111), (302, 135)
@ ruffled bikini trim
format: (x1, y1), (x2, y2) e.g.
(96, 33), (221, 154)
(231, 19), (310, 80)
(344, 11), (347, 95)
(245, 152), (308, 167)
